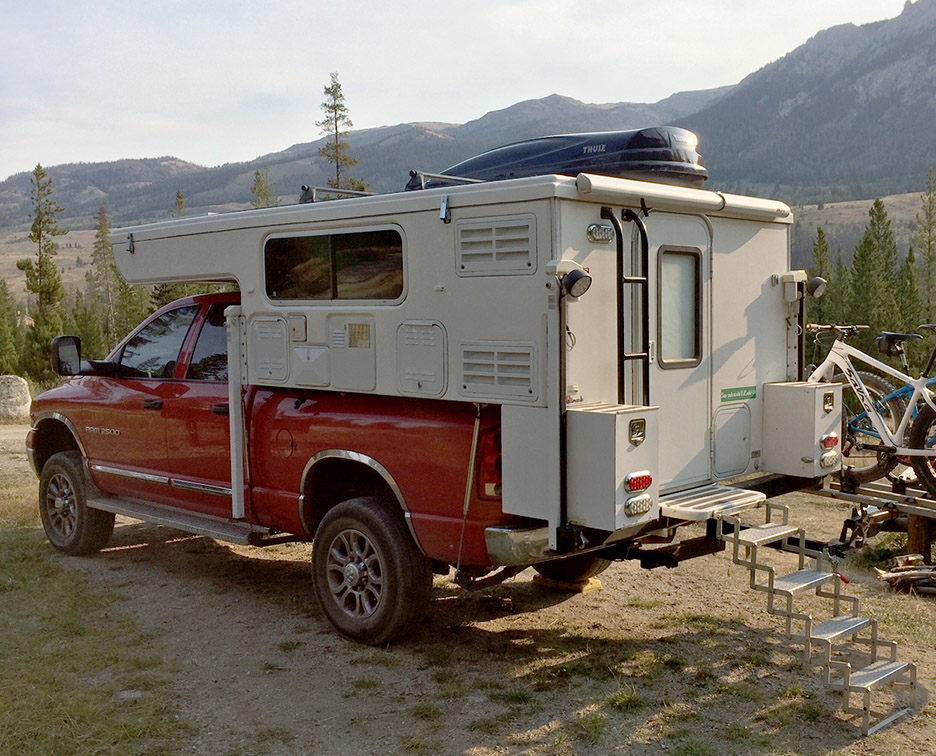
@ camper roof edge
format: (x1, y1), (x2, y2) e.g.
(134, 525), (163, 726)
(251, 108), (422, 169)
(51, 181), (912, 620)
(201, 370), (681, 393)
(574, 173), (793, 224)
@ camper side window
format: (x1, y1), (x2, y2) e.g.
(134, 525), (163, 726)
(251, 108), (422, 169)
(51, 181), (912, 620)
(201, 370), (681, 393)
(658, 248), (701, 368)
(264, 229), (403, 302)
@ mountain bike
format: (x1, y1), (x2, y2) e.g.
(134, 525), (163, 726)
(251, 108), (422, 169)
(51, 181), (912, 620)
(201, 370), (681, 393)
(806, 324), (936, 495)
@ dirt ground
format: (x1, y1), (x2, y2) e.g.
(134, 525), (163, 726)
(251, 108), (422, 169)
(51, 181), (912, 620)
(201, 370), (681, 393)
(4, 424), (935, 756)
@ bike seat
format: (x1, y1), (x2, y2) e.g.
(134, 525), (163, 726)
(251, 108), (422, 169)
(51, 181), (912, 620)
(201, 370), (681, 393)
(876, 331), (923, 357)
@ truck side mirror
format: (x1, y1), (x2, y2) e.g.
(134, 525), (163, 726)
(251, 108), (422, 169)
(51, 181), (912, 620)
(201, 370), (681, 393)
(51, 335), (82, 376)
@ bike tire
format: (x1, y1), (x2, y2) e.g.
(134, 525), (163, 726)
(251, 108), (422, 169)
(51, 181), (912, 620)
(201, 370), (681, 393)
(833, 371), (904, 485)
(909, 402), (936, 497)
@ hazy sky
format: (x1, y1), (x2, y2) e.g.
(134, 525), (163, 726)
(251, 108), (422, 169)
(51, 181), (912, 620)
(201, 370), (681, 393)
(0, 0), (910, 181)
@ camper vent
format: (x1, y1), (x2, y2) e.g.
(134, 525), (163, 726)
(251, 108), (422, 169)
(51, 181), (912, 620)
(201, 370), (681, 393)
(456, 215), (536, 276)
(460, 341), (537, 401)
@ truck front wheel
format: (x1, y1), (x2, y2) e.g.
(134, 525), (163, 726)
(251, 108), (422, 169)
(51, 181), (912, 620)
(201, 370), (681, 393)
(312, 497), (432, 645)
(39, 451), (115, 555)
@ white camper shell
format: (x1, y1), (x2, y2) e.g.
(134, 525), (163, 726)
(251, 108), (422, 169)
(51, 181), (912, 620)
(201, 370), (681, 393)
(113, 171), (841, 550)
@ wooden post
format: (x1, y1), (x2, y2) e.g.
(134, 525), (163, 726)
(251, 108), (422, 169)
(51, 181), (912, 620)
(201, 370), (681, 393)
(906, 515), (933, 564)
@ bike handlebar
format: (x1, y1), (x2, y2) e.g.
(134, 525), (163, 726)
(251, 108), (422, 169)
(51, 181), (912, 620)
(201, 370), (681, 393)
(806, 323), (870, 340)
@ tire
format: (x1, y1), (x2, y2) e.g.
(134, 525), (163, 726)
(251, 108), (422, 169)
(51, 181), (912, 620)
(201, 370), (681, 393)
(533, 553), (611, 583)
(834, 371), (904, 485)
(909, 403), (936, 497)
(39, 451), (115, 555)
(311, 496), (432, 645)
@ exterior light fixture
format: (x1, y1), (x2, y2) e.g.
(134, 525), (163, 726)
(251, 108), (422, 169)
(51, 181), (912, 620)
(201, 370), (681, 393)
(562, 268), (592, 298)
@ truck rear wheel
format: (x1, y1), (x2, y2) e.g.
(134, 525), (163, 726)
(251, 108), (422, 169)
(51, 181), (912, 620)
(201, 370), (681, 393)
(39, 451), (115, 555)
(533, 553), (611, 583)
(312, 497), (432, 645)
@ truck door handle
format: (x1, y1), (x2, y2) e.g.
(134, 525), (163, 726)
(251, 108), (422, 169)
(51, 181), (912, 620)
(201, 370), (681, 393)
(142, 399), (163, 410)
(212, 403), (230, 416)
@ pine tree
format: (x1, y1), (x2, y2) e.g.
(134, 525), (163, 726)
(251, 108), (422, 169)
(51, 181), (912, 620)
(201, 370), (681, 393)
(17, 164), (67, 382)
(897, 247), (924, 333)
(316, 72), (367, 191)
(848, 199), (900, 351)
(827, 252), (850, 325)
(70, 289), (106, 360)
(806, 227), (832, 325)
(913, 168), (936, 320)
(0, 280), (20, 375)
(250, 168), (279, 209)
(88, 206), (119, 349)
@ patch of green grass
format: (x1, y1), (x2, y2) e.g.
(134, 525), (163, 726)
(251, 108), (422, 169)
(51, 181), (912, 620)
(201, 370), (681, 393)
(350, 649), (401, 668)
(626, 596), (662, 609)
(410, 702), (443, 721)
(490, 686), (533, 705)
(573, 711), (606, 743)
(0, 529), (187, 756)
(276, 639), (303, 653)
(606, 683), (643, 712)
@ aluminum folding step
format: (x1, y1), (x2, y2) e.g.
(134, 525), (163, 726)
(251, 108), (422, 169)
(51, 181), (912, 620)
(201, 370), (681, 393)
(768, 569), (835, 595)
(733, 522), (801, 547)
(827, 659), (917, 736)
(792, 615), (873, 664)
(659, 484), (765, 521)
(88, 496), (285, 546)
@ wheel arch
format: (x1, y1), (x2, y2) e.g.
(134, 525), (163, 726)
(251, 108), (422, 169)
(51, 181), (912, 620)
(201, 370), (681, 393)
(29, 412), (84, 477)
(298, 450), (423, 550)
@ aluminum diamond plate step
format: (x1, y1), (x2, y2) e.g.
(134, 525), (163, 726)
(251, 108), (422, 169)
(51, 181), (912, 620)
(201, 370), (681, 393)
(733, 522), (801, 547)
(793, 615), (871, 644)
(660, 485), (765, 521)
(768, 569), (835, 595)
(847, 660), (914, 691)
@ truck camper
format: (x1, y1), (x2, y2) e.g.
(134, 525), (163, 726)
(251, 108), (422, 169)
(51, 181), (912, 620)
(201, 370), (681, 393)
(31, 128), (921, 732)
(29, 127), (843, 635)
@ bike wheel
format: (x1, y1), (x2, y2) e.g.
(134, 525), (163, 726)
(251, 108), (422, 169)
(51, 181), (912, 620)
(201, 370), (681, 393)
(834, 371), (904, 485)
(909, 403), (936, 496)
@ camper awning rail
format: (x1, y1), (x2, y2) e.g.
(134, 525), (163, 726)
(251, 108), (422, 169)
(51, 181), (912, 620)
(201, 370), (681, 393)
(574, 173), (792, 223)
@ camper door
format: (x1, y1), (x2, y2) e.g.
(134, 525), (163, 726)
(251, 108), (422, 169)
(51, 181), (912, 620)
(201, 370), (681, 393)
(639, 214), (712, 491)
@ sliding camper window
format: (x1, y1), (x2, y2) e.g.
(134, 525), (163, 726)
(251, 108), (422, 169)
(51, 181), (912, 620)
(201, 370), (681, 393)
(657, 247), (701, 369)
(264, 228), (404, 302)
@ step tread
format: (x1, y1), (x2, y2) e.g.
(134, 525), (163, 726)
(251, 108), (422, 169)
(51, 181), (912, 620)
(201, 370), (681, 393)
(659, 485), (766, 521)
(769, 569), (835, 594)
(735, 522), (800, 546)
(792, 615), (871, 642)
(89, 496), (269, 545)
(847, 659), (913, 690)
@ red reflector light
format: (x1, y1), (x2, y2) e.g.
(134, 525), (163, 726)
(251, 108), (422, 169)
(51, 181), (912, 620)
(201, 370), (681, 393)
(625, 471), (652, 493)
(821, 433), (839, 449)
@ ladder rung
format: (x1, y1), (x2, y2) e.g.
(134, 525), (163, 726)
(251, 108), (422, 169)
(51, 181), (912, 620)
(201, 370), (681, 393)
(622, 353), (648, 361)
(622, 276), (647, 284)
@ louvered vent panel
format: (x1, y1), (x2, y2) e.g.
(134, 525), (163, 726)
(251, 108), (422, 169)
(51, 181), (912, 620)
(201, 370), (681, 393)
(456, 215), (536, 276)
(460, 341), (537, 401)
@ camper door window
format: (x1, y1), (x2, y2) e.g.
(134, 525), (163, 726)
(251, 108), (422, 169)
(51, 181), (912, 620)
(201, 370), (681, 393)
(658, 247), (701, 368)
(264, 228), (404, 303)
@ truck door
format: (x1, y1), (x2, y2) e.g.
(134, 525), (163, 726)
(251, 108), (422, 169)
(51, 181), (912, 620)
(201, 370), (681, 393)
(642, 214), (712, 491)
(163, 301), (234, 518)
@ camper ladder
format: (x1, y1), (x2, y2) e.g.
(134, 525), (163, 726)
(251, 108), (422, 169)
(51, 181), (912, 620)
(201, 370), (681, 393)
(601, 206), (650, 406)
(716, 503), (916, 736)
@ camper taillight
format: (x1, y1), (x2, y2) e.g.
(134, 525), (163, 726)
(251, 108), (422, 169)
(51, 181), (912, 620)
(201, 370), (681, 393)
(625, 471), (653, 493)
(478, 430), (502, 498)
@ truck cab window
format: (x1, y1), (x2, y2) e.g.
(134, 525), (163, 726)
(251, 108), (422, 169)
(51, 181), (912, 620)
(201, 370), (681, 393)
(265, 229), (403, 301)
(119, 305), (198, 379)
(187, 304), (229, 381)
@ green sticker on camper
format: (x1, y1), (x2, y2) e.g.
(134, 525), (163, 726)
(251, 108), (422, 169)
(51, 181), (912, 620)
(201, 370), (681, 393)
(721, 386), (756, 402)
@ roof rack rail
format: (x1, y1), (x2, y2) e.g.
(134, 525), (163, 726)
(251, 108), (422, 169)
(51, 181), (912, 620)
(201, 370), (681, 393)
(299, 185), (377, 204)
(406, 171), (484, 191)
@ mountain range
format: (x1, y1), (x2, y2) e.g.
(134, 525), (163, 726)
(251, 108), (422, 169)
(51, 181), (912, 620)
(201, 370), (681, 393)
(1, 0), (935, 233)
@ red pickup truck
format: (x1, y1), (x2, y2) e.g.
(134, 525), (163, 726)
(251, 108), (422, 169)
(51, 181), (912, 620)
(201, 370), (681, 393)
(28, 292), (597, 644)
